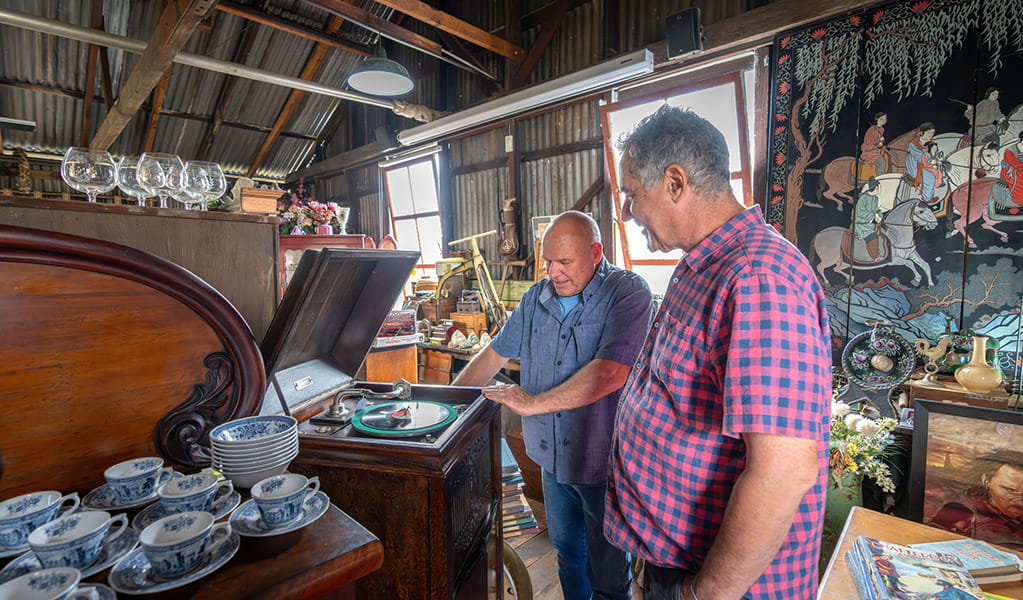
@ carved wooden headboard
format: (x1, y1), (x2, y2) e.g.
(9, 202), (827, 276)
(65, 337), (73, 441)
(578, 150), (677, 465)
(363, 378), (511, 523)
(0, 224), (266, 498)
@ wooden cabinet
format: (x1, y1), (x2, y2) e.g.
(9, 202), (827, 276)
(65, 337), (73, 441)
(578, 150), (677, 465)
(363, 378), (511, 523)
(278, 234), (368, 296)
(0, 196), (279, 339)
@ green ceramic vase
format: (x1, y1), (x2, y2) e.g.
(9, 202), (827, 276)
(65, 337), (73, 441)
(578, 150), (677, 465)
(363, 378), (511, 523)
(819, 467), (863, 575)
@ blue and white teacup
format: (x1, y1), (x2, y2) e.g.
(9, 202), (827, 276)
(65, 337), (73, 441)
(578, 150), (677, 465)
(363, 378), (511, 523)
(103, 457), (173, 504)
(251, 474), (319, 527)
(140, 511), (231, 579)
(157, 473), (233, 514)
(0, 566), (82, 600)
(28, 510), (127, 570)
(0, 491), (80, 551)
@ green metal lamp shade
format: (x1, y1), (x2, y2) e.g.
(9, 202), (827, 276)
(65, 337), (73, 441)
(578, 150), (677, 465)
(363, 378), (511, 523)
(347, 50), (414, 96)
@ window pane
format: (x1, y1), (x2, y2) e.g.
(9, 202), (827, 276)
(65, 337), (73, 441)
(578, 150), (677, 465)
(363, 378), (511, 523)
(621, 219), (685, 262)
(386, 168), (414, 216)
(393, 219), (422, 256)
(666, 86), (741, 170)
(407, 160), (439, 213)
(417, 215), (443, 265)
(632, 264), (676, 298)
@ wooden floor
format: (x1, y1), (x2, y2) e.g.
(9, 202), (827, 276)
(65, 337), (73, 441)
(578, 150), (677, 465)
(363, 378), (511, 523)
(506, 497), (645, 600)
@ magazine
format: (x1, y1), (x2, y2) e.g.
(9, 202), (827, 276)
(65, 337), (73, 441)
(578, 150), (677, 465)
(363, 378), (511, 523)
(848, 536), (986, 600)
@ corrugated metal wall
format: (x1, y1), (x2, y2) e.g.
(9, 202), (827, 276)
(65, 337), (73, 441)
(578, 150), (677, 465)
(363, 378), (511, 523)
(322, 0), (762, 278)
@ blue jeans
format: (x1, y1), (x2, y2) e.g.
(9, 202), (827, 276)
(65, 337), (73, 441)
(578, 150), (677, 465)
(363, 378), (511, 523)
(542, 469), (632, 600)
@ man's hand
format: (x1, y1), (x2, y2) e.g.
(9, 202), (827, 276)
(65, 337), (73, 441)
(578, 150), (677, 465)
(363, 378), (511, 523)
(482, 384), (537, 416)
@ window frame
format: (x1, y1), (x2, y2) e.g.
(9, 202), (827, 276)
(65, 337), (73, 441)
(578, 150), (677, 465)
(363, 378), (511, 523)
(381, 155), (443, 273)
(599, 70), (754, 272)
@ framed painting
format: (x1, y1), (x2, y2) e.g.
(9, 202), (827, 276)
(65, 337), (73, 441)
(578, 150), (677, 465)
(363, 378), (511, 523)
(909, 400), (1023, 551)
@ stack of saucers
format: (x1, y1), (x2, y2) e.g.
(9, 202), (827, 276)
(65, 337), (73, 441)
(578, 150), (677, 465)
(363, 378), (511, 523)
(209, 416), (298, 488)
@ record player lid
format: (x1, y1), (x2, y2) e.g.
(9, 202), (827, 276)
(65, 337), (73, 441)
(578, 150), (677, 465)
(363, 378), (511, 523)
(259, 247), (420, 414)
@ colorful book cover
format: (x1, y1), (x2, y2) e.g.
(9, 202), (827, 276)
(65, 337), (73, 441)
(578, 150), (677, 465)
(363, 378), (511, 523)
(852, 536), (986, 600)
(910, 539), (1021, 576)
(846, 549), (879, 600)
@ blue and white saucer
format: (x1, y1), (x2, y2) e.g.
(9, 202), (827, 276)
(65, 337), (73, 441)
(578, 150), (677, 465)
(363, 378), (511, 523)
(0, 544), (27, 559)
(131, 488), (240, 531)
(83, 472), (181, 511)
(108, 529), (239, 595)
(229, 491), (329, 538)
(69, 583), (117, 600)
(0, 525), (139, 584)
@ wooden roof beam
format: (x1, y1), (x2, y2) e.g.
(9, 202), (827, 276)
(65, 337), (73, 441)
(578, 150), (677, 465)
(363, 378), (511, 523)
(142, 68), (171, 153)
(509, 0), (573, 90)
(246, 15), (344, 177)
(302, 0), (443, 58)
(369, 0), (524, 61)
(490, 0), (590, 38)
(214, 1), (370, 57)
(90, 0), (215, 150)
(197, 16), (260, 160)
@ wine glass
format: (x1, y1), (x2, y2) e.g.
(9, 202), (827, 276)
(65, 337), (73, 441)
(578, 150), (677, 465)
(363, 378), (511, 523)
(181, 161), (211, 211)
(201, 162), (227, 211)
(115, 156), (149, 206)
(61, 147), (116, 203)
(136, 153), (184, 209)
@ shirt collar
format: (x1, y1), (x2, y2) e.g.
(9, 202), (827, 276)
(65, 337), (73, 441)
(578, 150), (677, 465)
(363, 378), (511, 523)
(682, 205), (766, 271)
(539, 256), (611, 306)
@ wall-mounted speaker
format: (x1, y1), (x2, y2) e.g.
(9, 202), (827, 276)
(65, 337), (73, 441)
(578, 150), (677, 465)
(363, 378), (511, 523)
(666, 8), (704, 60)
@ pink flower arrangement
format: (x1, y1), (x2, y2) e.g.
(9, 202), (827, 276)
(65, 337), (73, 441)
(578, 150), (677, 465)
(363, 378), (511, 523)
(277, 180), (347, 234)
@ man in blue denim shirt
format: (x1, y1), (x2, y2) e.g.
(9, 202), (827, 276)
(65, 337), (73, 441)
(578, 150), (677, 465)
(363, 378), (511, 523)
(454, 211), (652, 600)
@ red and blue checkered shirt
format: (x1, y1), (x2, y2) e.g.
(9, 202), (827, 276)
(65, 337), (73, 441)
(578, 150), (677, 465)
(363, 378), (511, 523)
(604, 206), (831, 600)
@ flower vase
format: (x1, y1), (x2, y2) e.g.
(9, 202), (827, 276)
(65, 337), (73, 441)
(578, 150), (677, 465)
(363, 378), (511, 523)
(955, 335), (1003, 393)
(315, 224), (334, 235)
(819, 467), (863, 574)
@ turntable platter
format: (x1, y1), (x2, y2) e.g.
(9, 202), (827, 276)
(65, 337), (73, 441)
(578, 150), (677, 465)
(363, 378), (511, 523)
(351, 400), (458, 438)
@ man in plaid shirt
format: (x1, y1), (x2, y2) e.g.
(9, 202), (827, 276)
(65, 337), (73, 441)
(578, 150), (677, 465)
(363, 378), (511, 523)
(604, 106), (831, 600)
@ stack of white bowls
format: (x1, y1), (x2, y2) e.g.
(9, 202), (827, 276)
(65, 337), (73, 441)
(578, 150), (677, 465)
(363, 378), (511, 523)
(209, 416), (298, 488)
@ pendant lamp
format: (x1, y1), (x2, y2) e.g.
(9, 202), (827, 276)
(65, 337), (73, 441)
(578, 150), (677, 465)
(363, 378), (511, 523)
(347, 46), (414, 96)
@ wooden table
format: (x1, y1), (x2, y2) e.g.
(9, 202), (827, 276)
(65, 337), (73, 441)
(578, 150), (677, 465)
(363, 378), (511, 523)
(0, 505), (383, 600)
(818, 506), (1023, 599)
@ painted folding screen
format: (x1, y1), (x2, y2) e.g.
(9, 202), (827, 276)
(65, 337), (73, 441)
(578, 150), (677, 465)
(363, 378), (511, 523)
(767, 0), (1023, 385)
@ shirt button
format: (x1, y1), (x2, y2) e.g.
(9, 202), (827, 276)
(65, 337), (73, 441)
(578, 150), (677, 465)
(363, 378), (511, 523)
(561, 334), (566, 339)
(556, 361), (562, 366)
(635, 360), (642, 367)
(653, 321), (660, 328)
(556, 413), (562, 418)
(672, 277), (679, 283)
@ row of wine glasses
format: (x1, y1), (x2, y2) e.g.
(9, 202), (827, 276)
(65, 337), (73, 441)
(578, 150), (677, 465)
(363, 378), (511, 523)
(61, 148), (227, 210)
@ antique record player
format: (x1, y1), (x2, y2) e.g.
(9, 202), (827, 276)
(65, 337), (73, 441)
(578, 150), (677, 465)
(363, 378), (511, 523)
(259, 247), (503, 600)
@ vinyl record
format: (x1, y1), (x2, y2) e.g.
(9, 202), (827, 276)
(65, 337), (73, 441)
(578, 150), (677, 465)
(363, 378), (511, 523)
(351, 401), (457, 438)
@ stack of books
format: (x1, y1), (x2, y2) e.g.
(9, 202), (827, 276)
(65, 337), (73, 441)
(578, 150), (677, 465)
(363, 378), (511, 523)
(501, 439), (539, 539)
(846, 536), (987, 599)
(909, 539), (1023, 585)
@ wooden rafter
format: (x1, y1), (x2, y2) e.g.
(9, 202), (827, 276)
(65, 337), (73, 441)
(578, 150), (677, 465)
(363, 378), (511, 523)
(91, 0), (215, 150)
(246, 14), (344, 177)
(370, 0), (524, 60)
(490, 0), (589, 38)
(215, 1), (370, 57)
(197, 17), (260, 161)
(509, 0), (574, 90)
(82, 44), (99, 147)
(142, 68), (171, 153)
(302, 0), (444, 57)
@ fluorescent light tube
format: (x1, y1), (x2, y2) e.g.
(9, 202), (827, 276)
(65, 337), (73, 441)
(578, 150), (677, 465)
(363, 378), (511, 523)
(396, 49), (654, 147)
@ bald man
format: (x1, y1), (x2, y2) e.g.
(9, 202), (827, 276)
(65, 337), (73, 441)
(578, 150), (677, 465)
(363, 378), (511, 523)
(454, 211), (652, 600)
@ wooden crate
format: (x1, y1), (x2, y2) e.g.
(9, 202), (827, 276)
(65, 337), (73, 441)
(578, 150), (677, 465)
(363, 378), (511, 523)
(450, 311), (487, 336)
(417, 296), (457, 323)
(240, 188), (283, 214)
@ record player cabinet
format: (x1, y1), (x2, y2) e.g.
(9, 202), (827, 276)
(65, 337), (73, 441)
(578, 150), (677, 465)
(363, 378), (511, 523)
(260, 248), (503, 600)
(291, 385), (502, 600)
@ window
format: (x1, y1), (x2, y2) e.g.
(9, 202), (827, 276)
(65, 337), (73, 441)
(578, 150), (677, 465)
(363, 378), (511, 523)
(600, 69), (755, 296)
(383, 156), (443, 280)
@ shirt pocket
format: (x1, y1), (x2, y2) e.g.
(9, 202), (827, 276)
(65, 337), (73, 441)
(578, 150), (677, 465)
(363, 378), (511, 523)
(649, 310), (711, 389)
(571, 323), (603, 363)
